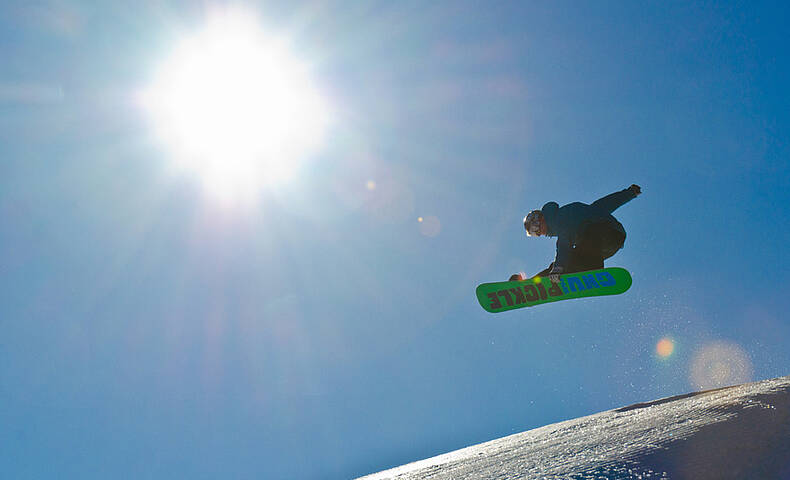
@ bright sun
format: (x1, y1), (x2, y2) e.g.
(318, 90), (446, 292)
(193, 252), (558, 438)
(141, 9), (330, 201)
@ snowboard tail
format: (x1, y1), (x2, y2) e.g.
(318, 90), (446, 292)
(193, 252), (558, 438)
(476, 267), (632, 313)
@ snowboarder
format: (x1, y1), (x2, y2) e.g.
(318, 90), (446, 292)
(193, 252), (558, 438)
(511, 185), (642, 283)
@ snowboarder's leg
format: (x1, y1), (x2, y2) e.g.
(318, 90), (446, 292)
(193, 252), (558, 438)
(565, 250), (604, 273)
(575, 222), (626, 264)
(591, 223), (626, 260)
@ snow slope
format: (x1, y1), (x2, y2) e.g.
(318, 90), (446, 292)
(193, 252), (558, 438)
(361, 375), (790, 479)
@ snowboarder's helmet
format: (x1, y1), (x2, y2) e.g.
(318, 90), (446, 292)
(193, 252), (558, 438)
(524, 210), (544, 236)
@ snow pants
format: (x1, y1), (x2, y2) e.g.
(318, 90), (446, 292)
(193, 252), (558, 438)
(536, 222), (626, 277)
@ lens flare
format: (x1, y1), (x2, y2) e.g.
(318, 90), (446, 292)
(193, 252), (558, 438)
(656, 337), (675, 358)
(418, 215), (441, 237)
(689, 341), (753, 390)
(363, 177), (415, 223)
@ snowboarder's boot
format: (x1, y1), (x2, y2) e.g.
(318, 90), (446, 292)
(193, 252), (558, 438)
(509, 272), (526, 282)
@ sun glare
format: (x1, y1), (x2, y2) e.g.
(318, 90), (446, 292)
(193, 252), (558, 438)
(141, 9), (330, 202)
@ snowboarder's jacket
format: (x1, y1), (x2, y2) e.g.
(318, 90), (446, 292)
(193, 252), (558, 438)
(541, 188), (637, 270)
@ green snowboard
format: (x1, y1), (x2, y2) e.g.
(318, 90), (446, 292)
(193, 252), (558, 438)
(476, 267), (632, 313)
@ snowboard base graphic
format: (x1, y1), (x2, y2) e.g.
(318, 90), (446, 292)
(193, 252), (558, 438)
(476, 267), (632, 313)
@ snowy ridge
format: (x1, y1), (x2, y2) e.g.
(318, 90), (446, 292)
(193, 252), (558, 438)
(361, 375), (790, 479)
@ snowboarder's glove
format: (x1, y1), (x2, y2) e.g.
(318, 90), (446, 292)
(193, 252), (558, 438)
(629, 184), (642, 196)
(549, 265), (563, 284)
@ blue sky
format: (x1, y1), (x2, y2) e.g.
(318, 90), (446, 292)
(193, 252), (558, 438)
(2, 1), (790, 478)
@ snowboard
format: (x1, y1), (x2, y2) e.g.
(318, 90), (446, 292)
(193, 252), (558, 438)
(476, 267), (632, 313)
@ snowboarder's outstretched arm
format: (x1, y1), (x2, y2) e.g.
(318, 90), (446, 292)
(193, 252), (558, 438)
(590, 184), (641, 214)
